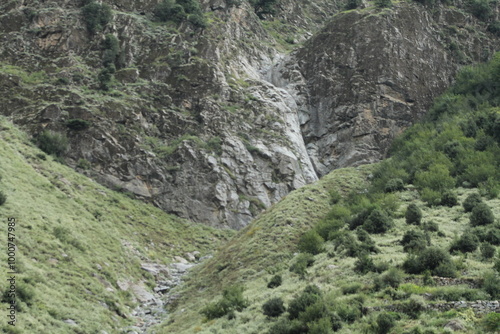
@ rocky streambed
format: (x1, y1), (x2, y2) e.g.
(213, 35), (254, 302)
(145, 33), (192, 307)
(121, 252), (202, 334)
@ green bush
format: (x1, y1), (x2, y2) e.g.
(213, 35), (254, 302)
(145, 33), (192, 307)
(403, 247), (456, 277)
(267, 274), (282, 288)
(405, 203), (422, 225)
(200, 285), (248, 319)
(414, 164), (455, 192)
(309, 317), (334, 334)
(374, 268), (404, 290)
(375, 0), (392, 8)
(470, 0), (493, 21)
(250, 0), (278, 19)
(354, 253), (375, 274)
(36, 131), (68, 157)
(81, 1), (112, 34)
(385, 178), (404, 193)
(298, 230), (324, 255)
(341, 283), (362, 295)
(66, 119), (91, 131)
(363, 209), (393, 234)
(0, 191), (6, 206)
(262, 297), (285, 317)
(374, 312), (397, 334)
(288, 286), (321, 320)
(482, 271), (500, 298)
(440, 190), (458, 207)
(494, 258), (500, 273)
(315, 218), (344, 241)
(481, 243), (496, 259)
(345, 0), (362, 9)
(267, 318), (304, 334)
(402, 295), (426, 319)
(401, 230), (429, 253)
(470, 202), (495, 226)
(483, 312), (500, 332)
(289, 253), (314, 277)
(449, 233), (479, 253)
(357, 228), (379, 253)
(463, 193), (483, 212)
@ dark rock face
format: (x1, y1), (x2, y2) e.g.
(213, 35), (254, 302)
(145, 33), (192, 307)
(0, 1), (498, 228)
(272, 4), (499, 176)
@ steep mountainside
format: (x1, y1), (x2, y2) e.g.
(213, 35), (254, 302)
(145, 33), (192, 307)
(0, 116), (233, 333)
(0, 0), (499, 229)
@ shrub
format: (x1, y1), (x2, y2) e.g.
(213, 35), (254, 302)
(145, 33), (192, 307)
(66, 119), (91, 131)
(36, 131), (68, 157)
(422, 221), (439, 232)
(81, 1), (112, 34)
(309, 317), (334, 334)
(482, 271), (500, 298)
(288, 286), (321, 320)
(449, 233), (479, 253)
(357, 228), (379, 253)
(267, 318), (304, 334)
(262, 297), (285, 317)
(385, 178), (404, 193)
(405, 203), (422, 225)
(375, 268), (404, 290)
(289, 253), (314, 277)
(0, 191), (6, 206)
(298, 300), (329, 324)
(335, 298), (363, 323)
(440, 190), (458, 207)
(403, 247), (456, 277)
(267, 274), (282, 288)
(251, 0), (278, 19)
(375, 0), (392, 8)
(363, 209), (393, 234)
(341, 283), (362, 295)
(402, 295), (426, 319)
(494, 258), (500, 273)
(481, 243), (496, 259)
(354, 253), (375, 274)
(298, 230), (324, 255)
(315, 219), (344, 241)
(331, 230), (363, 257)
(470, 0), (493, 21)
(420, 188), (442, 206)
(414, 164), (455, 192)
(401, 230), (429, 253)
(483, 312), (500, 332)
(200, 285), (248, 319)
(187, 13), (206, 28)
(463, 193), (483, 212)
(470, 202), (495, 226)
(375, 312), (397, 334)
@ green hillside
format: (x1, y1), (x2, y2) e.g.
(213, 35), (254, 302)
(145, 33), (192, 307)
(158, 55), (500, 334)
(0, 117), (233, 333)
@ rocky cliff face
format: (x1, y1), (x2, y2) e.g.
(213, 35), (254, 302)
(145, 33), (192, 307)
(0, 0), (498, 228)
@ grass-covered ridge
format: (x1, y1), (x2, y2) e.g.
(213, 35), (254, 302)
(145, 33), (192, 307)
(159, 54), (500, 334)
(0, 117), (233, 333)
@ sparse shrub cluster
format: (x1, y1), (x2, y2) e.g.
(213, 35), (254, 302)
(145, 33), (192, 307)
(98, 34), (120, 90)
(154, 0), (206, 28)
(35, 130), (68, 157)
(405, 203), (422, 225)
(403, 246), (456, 277)
(250, 0), (278, 19)
(449, 233), (479, 253)
(289, 253), (314, 278)
(262, 297), (285, 317)
(401, 229), (430, 253)
(81, 1), (112, 34)
(66, 119), (91, 131)
(298, 230), (324, 255)
(200, 285), (248, 319)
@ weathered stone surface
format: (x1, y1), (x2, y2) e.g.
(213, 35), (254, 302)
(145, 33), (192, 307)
(0, 1), (498, 229)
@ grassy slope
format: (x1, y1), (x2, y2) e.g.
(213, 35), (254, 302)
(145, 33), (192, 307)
(160, 165), (374, 333)
(0, 117), (234, 334)
(159, 174), (499, 334)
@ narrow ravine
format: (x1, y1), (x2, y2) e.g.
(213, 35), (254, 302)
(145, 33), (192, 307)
(122, 253), (203, 334)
